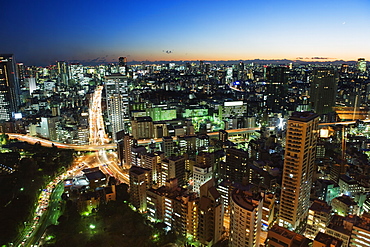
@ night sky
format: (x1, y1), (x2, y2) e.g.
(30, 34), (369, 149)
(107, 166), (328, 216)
(1, 0), (370, 65)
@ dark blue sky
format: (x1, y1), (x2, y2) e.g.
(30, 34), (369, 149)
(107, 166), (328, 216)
(1, 0), (370, 65)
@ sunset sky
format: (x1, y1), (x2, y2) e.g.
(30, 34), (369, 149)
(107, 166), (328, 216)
(1, 0), (370, 65)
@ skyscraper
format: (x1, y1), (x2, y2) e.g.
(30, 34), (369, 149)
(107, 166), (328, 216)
(105, 73), (129, 140)
(56, 61), (69, 84)
(357, 58), (366, 73)
(118, 57), (128, 75)
(278, 111), (319, 231)
(264, 66), (288, 114)
(309, 68), (338, 115)
(0, 54), (20, 121)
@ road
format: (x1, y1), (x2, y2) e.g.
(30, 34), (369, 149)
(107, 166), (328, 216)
(25, 182), (64, 246)
(7, 127), (270, 152)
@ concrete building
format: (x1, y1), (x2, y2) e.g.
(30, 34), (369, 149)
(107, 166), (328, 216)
(198, 179), (224, 246)
(313, 232), (342, 247)
(146, 179), (198, 237)
(309, 68), (338, 115)
(105, 73), (129, 140)
(140, 152), (164, 186)
(331, 195), (359, 217)
(221, 148), (249, 183)
(129, 166), (152, 213)
(265, 224), (311, 247)
(131, 116), (154, 140)
(229, 188), (263, 247)
(325, 215), (352, 247)
(192, 163), (212, 195)
(162, 136), (175, 157)
(349, 213), (370, 247)
(278, 111), (319, 231)
(305, 200), (332, 239)
(161, 156), (186, 187)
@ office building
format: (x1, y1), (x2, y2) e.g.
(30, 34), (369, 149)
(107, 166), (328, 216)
(161, 156), (186, 187)
(105, 73), (129, 141)
(221, 148), (249, 183)
(0, 54), (21, 121)
(56, 61), (69, 84)
(309, 68), (338, 115)
(264, 66), (288, 114)
(278, 111), (319, 231)
(118, 56), (128, 75)
(140, 151), (164, 185)
(162, 136), (175, 157)
(192, 163), (212, 195)
(131, 116), (154, 140)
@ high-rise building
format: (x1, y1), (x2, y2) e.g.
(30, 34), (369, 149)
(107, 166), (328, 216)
(357, 58), (366, 73)
(129, 166), (152, 212)
(56, 61), (69, 84)
(161, 136), (175, 157)
(278, 111), (319, 231)
(0, 54), (21, 121)
(122, 133), (136, 168)
(198, 179), (224, 246)
(161, 156), (186, 187)
(131, 116), (154, 139)
(309, 68), (338, 115)
(118, 56), (128, 75)
(140, 151), (164, 185)
(146, 179), (198, 237)
(229, 188), (263, 247)
(192, 163), (212, 195)
(105, 73), (129, 141)
(220, 148), (249, 183)
(264, 66), (288, 114)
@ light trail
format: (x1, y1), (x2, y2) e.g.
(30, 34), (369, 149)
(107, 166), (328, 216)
(89, 85), (110, 145)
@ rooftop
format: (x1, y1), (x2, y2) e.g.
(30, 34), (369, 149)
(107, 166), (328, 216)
(289, 111), (319, 122)
(314, 232), (342, 247)
(231, 188), (261, 211)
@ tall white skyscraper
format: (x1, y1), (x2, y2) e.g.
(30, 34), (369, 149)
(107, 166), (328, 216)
(105, 74), (129, 141)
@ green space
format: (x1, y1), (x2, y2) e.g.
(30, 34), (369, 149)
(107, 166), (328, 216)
(43, 184), (180, 247)
(0, 135), (74, 245)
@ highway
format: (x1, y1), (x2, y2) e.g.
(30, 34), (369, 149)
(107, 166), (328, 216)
(26, 182), (64, 246)
(7, 127), (270, 152)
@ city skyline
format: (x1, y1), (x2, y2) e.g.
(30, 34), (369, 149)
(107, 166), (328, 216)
(2, 0), (370, 65)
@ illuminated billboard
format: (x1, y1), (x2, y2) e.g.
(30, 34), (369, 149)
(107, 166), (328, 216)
(224, 101), (243, 106)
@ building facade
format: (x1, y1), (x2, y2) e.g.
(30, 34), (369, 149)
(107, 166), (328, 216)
(278, 111), (319, 231)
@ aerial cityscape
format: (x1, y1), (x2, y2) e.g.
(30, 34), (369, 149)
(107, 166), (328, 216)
(2, 0), (370, 247)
